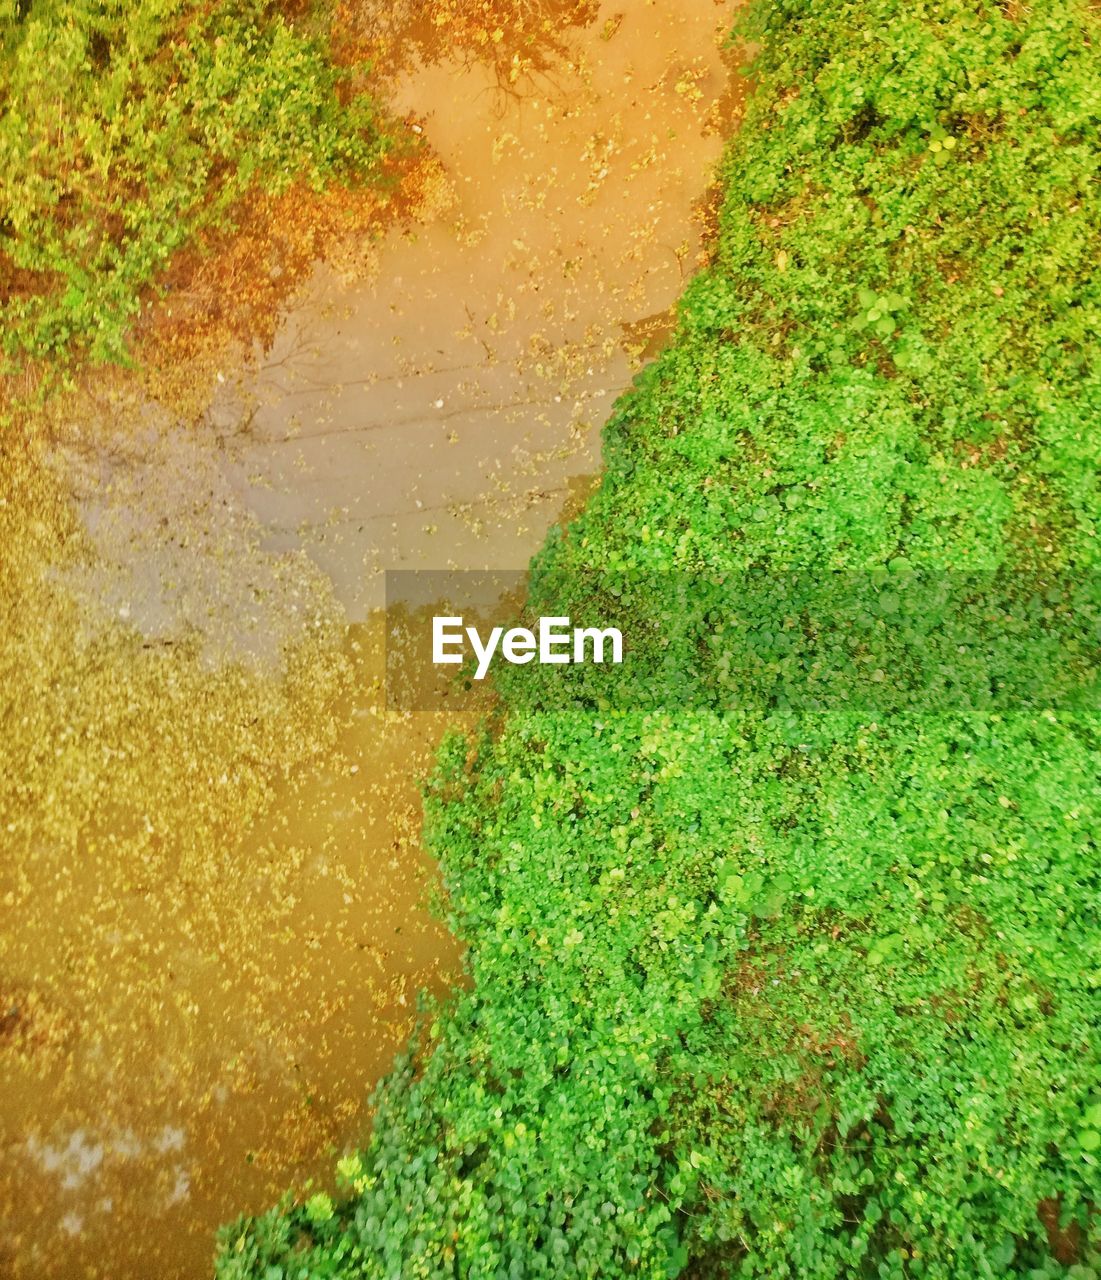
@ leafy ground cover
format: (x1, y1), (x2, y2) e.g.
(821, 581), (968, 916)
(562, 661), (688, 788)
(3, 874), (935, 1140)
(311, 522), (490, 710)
(0, 0), (395, 369)
(218, 0), (1100, 1276)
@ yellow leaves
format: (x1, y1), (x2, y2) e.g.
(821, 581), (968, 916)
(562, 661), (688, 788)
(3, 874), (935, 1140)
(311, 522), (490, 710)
(673, 67), (705, 104)
(776, 249), (789, 271)
(600, 13), (625, 42)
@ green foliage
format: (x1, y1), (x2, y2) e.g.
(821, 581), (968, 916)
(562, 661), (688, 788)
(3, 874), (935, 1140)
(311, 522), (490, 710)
(0, 0), (393, 365)
(217, 0), (1101, 1276)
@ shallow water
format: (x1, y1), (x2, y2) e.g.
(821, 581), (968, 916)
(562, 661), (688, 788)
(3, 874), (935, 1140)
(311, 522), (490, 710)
(1, 3), (742, 1275)
(212, 0), (741, 617)
(3, 623), (465, 1278)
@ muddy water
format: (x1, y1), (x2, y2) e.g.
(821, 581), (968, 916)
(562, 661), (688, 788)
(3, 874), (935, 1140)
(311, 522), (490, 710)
(217, 0), (741, 614)
(3, 623), (467, 1279)
(1, 4), (742, 1276)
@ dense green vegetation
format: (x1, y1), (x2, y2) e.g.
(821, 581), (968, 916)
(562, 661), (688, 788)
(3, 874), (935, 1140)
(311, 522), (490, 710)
(218, 0), (1101, 1275)
(0, 0), (392, 367)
